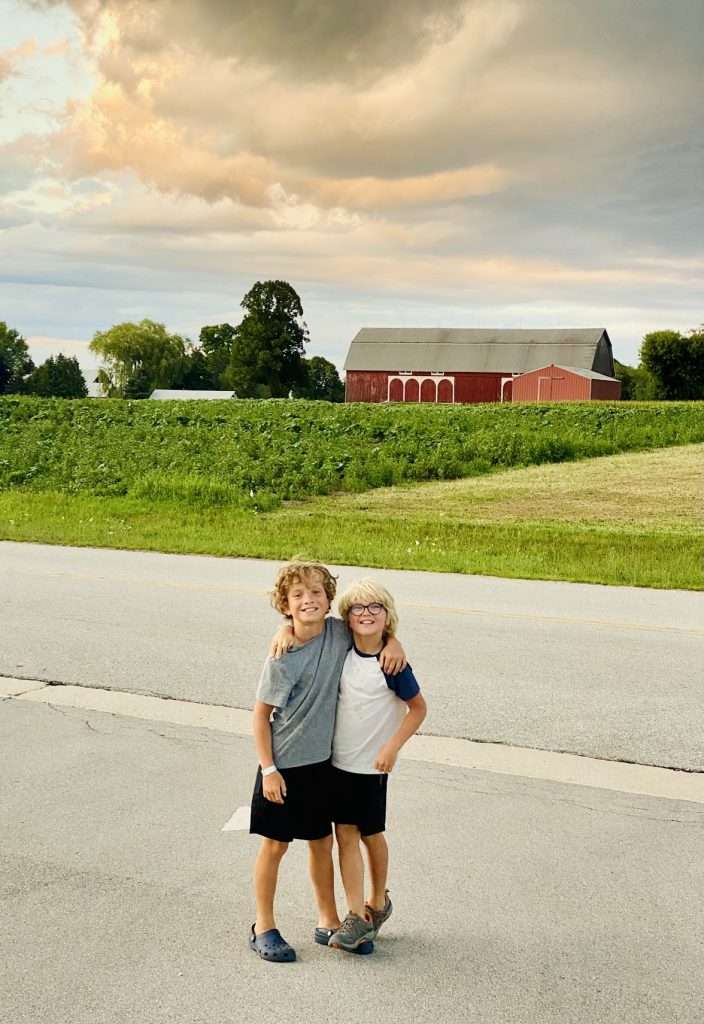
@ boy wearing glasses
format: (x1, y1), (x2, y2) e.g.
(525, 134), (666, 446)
(328, 579), (427, 953)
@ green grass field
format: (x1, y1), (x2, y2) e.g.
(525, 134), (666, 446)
(2, 397), (703, 505)
(1, 444), (702, 590)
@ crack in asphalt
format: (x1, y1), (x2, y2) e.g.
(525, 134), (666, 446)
(3, 672), (704, 778)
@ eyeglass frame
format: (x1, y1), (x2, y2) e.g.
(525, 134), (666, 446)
(347, 602), (386, 616)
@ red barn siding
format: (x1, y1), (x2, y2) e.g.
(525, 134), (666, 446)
(453, 372), (505, 403)
(388, 377), (403, 401)
(345, 371), (389, 402)
(437, 378), (453, 403)
(591, 378), (622, 400)
(345, 369), (519, 403)
(512, 364), (621, 402)
(405, 378), (420, 402)
(420, 378), (436, 402)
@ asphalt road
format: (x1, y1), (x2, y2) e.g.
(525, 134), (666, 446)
(3, 542), (704, 1023)
(2, 541), (703, 769)
(3, 697), (703, 1024)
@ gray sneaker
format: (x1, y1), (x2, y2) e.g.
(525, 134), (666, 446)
(365, 891), (393, 936)
(329, 913), (376, 952)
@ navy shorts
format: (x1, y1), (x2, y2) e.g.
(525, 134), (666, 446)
(250, 759), (333, 843)
(330, 766), (388, 837)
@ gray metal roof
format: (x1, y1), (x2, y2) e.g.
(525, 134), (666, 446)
(344, 328), (609, 374)
(552, 365), (618, 382)
(149, 389), (235, 400)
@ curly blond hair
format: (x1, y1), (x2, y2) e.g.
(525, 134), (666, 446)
(271, 559), (338, 616)
(337, 578), (398, 637)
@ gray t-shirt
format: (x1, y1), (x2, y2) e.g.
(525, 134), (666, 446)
(255, 617), (351, 769)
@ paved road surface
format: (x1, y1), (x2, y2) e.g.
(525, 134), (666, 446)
(3, 696), (703, 1024)
(3, 542), (704, 1023)
(2, 542), (703, 769)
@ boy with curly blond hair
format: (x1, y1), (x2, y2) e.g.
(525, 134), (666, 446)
(249, 560), (406, 963)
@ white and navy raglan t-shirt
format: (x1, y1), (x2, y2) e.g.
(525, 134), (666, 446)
(332, 645), (421, 775)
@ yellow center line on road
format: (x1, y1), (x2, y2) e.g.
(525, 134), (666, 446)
(9, 566), (704, 637)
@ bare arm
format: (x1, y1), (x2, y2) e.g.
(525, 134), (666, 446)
(271, 620), (407, 669)
(252, 700), (287, 803)
(374, 693), (428, 773)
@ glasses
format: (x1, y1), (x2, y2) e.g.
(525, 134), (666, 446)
(348, 602), (386, 616)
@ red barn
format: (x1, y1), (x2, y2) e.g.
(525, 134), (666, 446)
(511, 364), (621, 402)
(343, 327), (616, 404)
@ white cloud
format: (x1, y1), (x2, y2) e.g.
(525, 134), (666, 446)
(3, 0), (702, 370)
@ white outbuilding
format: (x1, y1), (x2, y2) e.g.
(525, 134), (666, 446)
(149, 390), (235, 400)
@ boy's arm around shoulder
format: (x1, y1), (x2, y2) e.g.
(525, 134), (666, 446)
(379, 633), (407, 674)
(269, 619), (295, 659)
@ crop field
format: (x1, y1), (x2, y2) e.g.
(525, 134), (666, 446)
(1, 397), (703, 508)
(1, 398), (702, 588)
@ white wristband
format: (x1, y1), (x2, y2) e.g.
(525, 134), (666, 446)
(261, 764), (278, 777)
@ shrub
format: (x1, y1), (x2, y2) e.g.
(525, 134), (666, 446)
(0, 397), (702, 507)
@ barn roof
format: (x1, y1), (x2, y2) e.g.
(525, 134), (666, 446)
(149, 389), (235, 400)
(553, 365), (618, 382)
(515, 364), (618, 382)
(344, 328), (610, 374)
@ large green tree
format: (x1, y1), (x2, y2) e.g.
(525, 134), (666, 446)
(296, 355), (345, 401)
(199, 323), (236, 386)
(25, 354), (88, 398)
(613, 359), (657, 401)
(0, 322), (35, 394)
(176, 347), (215, 390)
(640, 329), (704, 400)
(90, 319), (188, 397)
(228, 281), (308, 397)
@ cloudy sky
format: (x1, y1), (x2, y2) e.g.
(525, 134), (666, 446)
(1, 0), (702, 377)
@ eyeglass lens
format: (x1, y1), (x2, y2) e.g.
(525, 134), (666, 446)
(349, 603), (385, 615)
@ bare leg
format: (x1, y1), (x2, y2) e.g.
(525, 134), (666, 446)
(361, 832), (389, 910)
(335, 824), (366, 918)
(308, 834), (340, 930)
(254, 838), (289, 934)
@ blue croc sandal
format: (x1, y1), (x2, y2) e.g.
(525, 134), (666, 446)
(314, 927), (374, 956)
(249, 926), (296, 963)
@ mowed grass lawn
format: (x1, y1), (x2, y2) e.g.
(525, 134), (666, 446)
(1, 444), (702, 589)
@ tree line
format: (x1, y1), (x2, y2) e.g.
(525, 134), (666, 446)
(0, 325), (88, 397)
(614, 328), (704, 400)
(0, 281), (344, 402)
(2, 281), (703, 401)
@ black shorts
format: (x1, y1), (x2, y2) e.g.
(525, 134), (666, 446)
(249, 759), (333, 843)
(330, 766), (388, 837)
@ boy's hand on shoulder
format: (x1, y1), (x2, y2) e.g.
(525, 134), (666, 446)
(379, 635), (407, 674)
(263, 771), (287, 803)
(374, 743), (399, 774)
(269, 621), (296, 659)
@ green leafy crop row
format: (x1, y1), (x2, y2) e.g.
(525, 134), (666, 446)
(1, 397), (702, 509)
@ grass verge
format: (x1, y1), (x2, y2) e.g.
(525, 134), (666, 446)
(1, 445), (702, 589)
